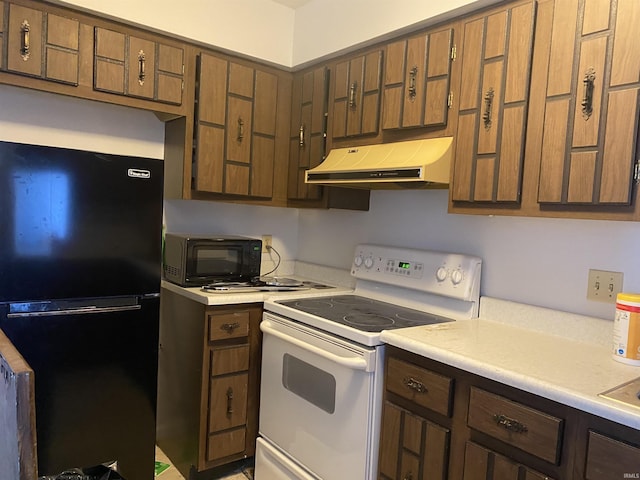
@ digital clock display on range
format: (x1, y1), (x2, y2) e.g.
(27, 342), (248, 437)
(398, 261), (411, 269)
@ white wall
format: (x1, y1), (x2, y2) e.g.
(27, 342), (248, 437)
(58, 0), (296, 66)
(56, 0), (498, 68)
(297, 190), (640, 320)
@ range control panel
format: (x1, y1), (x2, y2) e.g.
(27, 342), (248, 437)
(351, 244), (482, 302)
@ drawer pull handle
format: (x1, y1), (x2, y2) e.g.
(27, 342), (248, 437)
(137, 50), (146, 86)
(220, 322), (240, 333)
(408, 65), (418, 101)
(237, 117), (244, 141)
(226, 387), (234, 416)
(349, 82), (357, 108)
(20, 20), (30, 60)
(483, 87), (494, 130)
(299, 124), (305, 147)
(403, 473), (413, 480)
(581, 67), (596, 120)
(403, 377), (428, 394)
(493, 413), (528, 433)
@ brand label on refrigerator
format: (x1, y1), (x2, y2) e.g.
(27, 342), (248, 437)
(128, 169), (151, 179)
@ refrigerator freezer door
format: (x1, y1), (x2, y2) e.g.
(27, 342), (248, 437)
(0, 141), (164, 303)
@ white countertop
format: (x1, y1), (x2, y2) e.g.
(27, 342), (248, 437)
(381, 297), (640, 429)
(161, 277), (353, 306)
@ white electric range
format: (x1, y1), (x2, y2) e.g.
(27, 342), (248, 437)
(255, 244), (482, 480)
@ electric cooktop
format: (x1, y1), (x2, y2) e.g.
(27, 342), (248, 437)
(276, 294), (454, 333)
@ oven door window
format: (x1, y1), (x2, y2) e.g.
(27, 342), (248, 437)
(282, 353), (336, 414)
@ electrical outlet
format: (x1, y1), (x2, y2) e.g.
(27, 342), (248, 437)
(262, 235), (272, 253)
(587, 269), (623, 303)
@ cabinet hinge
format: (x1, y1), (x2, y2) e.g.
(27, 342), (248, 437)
(448, 92), (454, 108)
(451, 44), (457, 61)
(635, 160), (640, 183)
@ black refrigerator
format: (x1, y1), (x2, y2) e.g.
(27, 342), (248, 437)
(0, 140), (164, 480)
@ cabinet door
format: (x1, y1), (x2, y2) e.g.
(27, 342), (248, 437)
(6, 3), (79, 85)
(383, 27), (454, 130)
(451, 0), (535, 203)
(331, 49), (383, 139)
(194, 53), (277, 198)
(537, 0), (640, 205)
(288, 67), (328, 201)
(94, 27), (184, 104)
(463, 442), (554, 480)
(0, 3), (4, 63)
(378, 401), (450, 480)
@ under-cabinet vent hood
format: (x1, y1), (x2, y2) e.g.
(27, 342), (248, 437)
(305, 137), (453, 189)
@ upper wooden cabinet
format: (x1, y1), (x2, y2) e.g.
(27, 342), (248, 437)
(4, 2), (80, 85)
(288, 66), (328, 201)
(193, 52), (278, 198)
(94, 27), (184, 105)
(382, 26), (455, 131)
(451, 0), (536, 204)
(536, 0), (640, 206)
(330, 48), (383, 139)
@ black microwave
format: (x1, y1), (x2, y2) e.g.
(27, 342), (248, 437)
(163, 233), (262, 287)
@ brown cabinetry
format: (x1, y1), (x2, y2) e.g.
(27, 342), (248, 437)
(330, 48), (383, 139)
(451, 0), (536, 204)
(288, 66), (328, 201)
(93, 27), (184, 105)
(157, 289), (262, 476)
(193, 52), (278, 198)
(378, 356), (453, 480)
(382, 26), (454, 131)
(536, 0), (640, 206)
(4, 2), (80, 85)
(382, 346), (640, 480)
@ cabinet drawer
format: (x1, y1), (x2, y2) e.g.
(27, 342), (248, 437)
(386, 357), (453, 417)
(210, 345), (250, 376)
(208, 373), (248, 432)
(585, 430), (640, 480)
(207, 427), (246, 462)
(467, 387), (563, 464)
(208, 311), (250, 341)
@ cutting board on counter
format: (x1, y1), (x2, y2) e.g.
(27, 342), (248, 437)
(0, 328), (37, 480)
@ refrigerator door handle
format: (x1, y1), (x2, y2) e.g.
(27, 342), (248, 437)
(7, 304), (141, 318)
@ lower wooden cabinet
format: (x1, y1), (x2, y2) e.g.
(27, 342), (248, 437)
(156, 288), (262, 476)
(381, 346), (640, 480)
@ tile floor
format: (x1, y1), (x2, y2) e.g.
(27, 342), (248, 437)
(155, 447), (251, 480)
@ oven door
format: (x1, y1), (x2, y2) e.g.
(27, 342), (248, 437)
(258, 312), (383, 480)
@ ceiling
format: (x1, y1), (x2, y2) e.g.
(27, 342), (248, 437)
(270, 0), (312, 9)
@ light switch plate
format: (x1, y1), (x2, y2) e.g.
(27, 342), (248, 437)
(587, 269), (623, 303)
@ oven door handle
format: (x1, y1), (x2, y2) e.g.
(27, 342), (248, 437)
(260, 320), (369, 371)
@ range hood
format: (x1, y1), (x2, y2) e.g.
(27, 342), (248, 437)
(305, 137), (453, 189)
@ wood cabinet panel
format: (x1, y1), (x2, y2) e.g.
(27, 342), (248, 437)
(463, 442), (554, 480)
(288, 67), (327, 201)
(94, 27), (183, 105)
(467, 387), (563, 464)
(6, 4), (79, 85)
(208, 311), (250, 341)
(451, 0), (535, 204)
(127, 36), (155, 100)
(585, 430), (640, 480)
(378, 400), (450, 480)
(207, 428), (246, 462)
(386, 357), (453, 417)
(194, 52), (278, 198)
(210, 345), (250, 376)
(0, 3), (4, 68)
(208, 373), (248, 432)
(331, 49), (382, 139)
(382, 26), (453, 130)
(537, 0), (640, 206)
